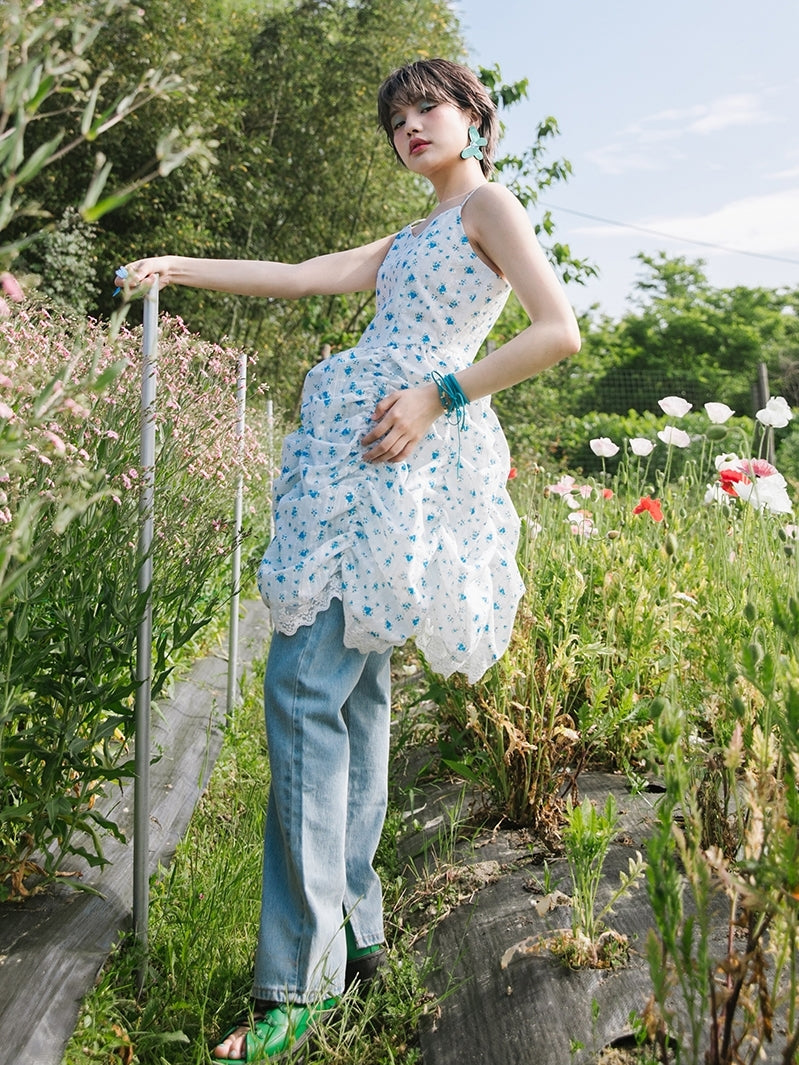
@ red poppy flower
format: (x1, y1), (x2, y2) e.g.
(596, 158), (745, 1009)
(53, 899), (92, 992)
(508, 467), (517, 480)
(718, 468), (750, 497)
(633, 495), (663, 522)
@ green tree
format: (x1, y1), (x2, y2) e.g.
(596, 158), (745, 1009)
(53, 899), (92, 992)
(1, 0), (211, 266)
(491, 253), (799, 472)
(13, 0), (591, 413)
(581, 253), (799, 416)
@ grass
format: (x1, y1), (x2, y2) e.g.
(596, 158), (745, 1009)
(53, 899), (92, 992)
(63, 654), (443, 1065)
(62, 410), (799, 1064)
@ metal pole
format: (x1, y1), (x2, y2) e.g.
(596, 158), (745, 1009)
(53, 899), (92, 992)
(133, 280), (159, 967)
(756, 362), (775, 465)
(267, 399), (275, 541)
(226, 348), (247, 719)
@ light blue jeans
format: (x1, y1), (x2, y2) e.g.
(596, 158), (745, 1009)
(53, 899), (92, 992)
(252, 598), (392, 1004)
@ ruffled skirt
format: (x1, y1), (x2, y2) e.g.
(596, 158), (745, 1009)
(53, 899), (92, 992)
(257, 344), (523, 683)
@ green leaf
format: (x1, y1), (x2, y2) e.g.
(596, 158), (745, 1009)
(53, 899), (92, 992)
(13, 131), (64, 185)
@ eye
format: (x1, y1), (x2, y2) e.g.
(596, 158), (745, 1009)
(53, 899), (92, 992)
(420, 100), (437, 113)
(391, 115), (405, 130)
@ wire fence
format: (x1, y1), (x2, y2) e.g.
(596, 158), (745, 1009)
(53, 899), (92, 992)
(131, 291), (273, 962)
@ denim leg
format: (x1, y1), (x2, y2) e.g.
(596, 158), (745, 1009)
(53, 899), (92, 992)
(342, 644), (392, 949)
(252, 599), (392, 1003)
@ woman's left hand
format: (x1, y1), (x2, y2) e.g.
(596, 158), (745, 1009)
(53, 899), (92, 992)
(361, 382), (443, 463)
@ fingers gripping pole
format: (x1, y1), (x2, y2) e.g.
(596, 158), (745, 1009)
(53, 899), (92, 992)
(134, 279), (159, 962)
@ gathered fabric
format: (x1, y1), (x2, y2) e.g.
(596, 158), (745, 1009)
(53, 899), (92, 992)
(258, 204), (524, 683)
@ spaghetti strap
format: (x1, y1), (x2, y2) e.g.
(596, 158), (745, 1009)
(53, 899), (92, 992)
(459, 186), (483, 209)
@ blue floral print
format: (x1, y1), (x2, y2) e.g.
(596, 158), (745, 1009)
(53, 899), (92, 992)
(257, 204), (524, 682)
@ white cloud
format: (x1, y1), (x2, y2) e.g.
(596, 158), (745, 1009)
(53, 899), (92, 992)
(588, 91), (775, 175)
(577, 188), (799, 258)
(686, 93), (771, 133)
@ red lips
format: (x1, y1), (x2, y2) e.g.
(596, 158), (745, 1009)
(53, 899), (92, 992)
(409, 138), (430, 154)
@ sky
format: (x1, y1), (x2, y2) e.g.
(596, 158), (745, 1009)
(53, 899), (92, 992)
(452, 0), (799, 320)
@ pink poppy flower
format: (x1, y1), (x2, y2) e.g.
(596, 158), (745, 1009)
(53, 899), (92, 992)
(741, 458), (778, 478)
(548, 474), (577, 496)
(566, 510), (596, 537)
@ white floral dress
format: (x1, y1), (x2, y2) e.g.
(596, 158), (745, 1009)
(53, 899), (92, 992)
(257, 201), (524, 682)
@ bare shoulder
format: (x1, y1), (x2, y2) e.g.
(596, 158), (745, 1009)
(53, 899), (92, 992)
(462, 183), (541, 280)
(465, 182), (530, 229)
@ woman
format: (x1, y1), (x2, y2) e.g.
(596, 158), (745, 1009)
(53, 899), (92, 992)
(120, 57), (579, 1062)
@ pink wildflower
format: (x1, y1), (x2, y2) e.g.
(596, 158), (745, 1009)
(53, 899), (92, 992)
(40, 429), (66, 454)
(1, 272), (24, 302)
(548, 474), (577, 496)
(741, 458), (778, 478)
(567, 509), (596, 537)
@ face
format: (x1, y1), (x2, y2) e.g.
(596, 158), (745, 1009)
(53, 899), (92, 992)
(389, 97), (474, 173)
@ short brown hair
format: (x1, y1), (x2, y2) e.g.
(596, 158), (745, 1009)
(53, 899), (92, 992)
(377, 58), (498, 178)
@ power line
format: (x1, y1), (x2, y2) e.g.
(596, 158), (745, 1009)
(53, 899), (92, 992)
(540, 202), (799, 268)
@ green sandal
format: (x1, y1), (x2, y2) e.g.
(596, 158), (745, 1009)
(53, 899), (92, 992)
(213, 998), (338, 1063)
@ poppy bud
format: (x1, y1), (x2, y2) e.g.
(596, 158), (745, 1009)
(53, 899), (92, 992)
(730, 695), (747, 718)
(650, 696), (670, 718)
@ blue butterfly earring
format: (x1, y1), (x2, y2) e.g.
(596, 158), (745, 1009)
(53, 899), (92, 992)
(460, 125), (487, 161)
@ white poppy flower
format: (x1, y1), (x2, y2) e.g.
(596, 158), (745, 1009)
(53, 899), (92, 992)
(629, 437), (655, 456)
(756, 396), (794, 428)
(735, 472), (793, 514)
(657, 425), (691, 448)
(658, 396), (692, 417)
(704, 402), (735, 424)
(589, 437), (620, 457)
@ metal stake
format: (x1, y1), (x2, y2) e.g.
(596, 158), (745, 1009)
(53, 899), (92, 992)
(226, 348), (247, 719)
(133, 280), (159, 972)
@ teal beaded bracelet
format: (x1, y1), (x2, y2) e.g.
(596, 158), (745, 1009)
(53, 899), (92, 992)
(431, 371), (469, 429)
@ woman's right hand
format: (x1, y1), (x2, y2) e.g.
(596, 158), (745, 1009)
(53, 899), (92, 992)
(114, 255), (175, 295)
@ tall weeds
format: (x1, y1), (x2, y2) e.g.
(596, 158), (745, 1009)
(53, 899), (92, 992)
(0, 307), (273, 898)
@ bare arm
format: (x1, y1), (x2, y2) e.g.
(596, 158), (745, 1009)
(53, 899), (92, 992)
(123, 232), (399, 299)
(362, 184), (580, 463)
(455, 183), (581, 398)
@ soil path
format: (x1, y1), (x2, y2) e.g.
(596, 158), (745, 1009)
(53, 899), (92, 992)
(0, 600), (268, 1065)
